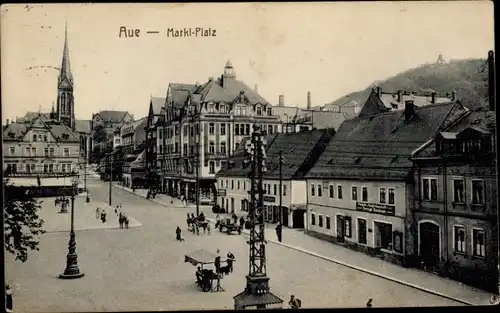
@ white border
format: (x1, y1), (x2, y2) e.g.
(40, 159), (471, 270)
(417, 220), (442, 258)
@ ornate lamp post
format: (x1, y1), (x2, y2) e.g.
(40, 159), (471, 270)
(233, 125), (283, 310)
(59, 175), (84, 279)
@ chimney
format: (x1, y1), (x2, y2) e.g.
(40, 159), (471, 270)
(404, 100), (415, 122)
(377, 87), (382, 97)
(431, 92), (436, 104)
(254, 84), (258, 93)
(488, 50), (495, 111)
(307, 91), (312, 110)
(279, 95), (285, 107)
(397, 90), (403, 103)
(451, 91), (456, 101)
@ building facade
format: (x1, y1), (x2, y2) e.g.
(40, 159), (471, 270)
(145, 97), (165, 189)
(160, 61), (284, 204)
(217, 129), (335, 228)
(90, 110), (133, 163)
(410, 109), (498, 292)
(305, 100), (470, 266)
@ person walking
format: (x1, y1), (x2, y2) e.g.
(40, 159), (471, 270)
(176, 226), (184, 241)
(214, 250), (221, 274)
(5, 284), (13, 312)
(124, 214), (129, 229)
(226, 252), (235, 273)
(100, 210), (107, 223)
(239, 216), (245, 228)
(275, 222), (283, 242)
(118, 213), (124, 229)
(96, 207), (101, 219)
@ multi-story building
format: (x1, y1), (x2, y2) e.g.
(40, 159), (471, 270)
(320, 99), (362, 117)
(410, 108), (497, 292)
(3, 115), (81, 195)
(144, 97), (165, 189)
(358, 87), (455, 118)
(90, 110), (133, 163)
(216, 129), (335, 228)
(160, 61), (284, 203)
(305, 100), (470, 266)
(119, 117), (147, 188)
(120, 117), (147, 156)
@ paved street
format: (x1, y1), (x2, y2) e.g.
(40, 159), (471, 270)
(5, 177), (482, 312)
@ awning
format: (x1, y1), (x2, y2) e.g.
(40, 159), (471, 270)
(184, 249), (218, 266)
(233, 291), (284, 308)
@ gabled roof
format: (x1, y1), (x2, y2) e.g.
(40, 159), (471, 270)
(133, 117), (148, 130)
(167, 83), (199, 108)
(150, 97), (165, 115)
(95, 110), (130, 123)
(16, 112), (51, 123)
(75, 119), (91, 133)
(378, 91), (452, 110)
(199, 77), (269, 104)
(3, 117), (79, 143)
(217, 129), (333, 180)
(306, 101), (469, 180)
(271, 106), (348, 131)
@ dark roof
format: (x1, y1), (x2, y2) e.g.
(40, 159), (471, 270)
(306, 101), (469, 180)
(217, 129), (333, 179)
(3, 118), (79, 143)
(16, 112), (51, 123)
(150, 97), (165, 115)
(75, 119), (91, 133)
(96, 110), (129, 123)
(168, 83), (199, 108)
(233, 291), (284, 308)
(198, 76), (269, 104)
(271, 107), (348, 131)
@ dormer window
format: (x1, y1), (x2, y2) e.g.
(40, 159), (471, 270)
(267, 107), (272, 116)
(256, 106), (262, 116)
(208, 103), (214, 113)
(220, 104), (226, 113)
(33, 134), (37, 141)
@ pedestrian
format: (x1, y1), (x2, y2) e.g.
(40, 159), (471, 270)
(119, 213), (124, 229)
(100, 210), (107, 223)
(96, 207), (100, 219)
(214, 250), (221, 274)
(366, 299), (373, 308)
(239, 216), (245, 228)
(115, 205), (118, 215)
(226, 252), (235, 273)
(6, 284), (13, 313)
(124, 215), (129, 229)
(275, 222), (283, 242)
(176, 226), (184, 241)
(207, 223), (211, 235)
(289, 295), (301, 309)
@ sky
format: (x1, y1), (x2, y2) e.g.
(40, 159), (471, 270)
(1, 2), (494, 123)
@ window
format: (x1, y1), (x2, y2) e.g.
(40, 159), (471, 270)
(274, 184), (277, 195)
(184, 125), (188, 136)
(454, 226), (465, 253)
(319, 215), (323, 227)
(388, 188), (395, 204)
(329, 185), (334, 198)
(209, 141), (215, 154)
(61, 164), (66, 173)
(175, 142), (178, 153)
(267, 184), (271, 194)
(362, 187), (368, 202)
(243, 181), (246, 190)
(317, 184), (322, 197)
(326, 216), (331, 229)
(33, 134), (37, 141)
(422, 178), (438, 201)
(64, 148), (70, 157)
(311, 184), (315, 196)
(26, 147), (30, 156)
(221, 124), (226, 135)
(268, 125), (273, 134)
(44, 135), (48, 142)
(10, 147), (15, 155)
(44, 148), (49, 157)
(472, 229), (485, 257)
(374, 221), (392, 250)
(283, 185), (287, 196)
(159, 129), (163, 139)
(344, 216), (352, 238)
(358, 218), (367, 244)
(245, 124), (250, 135)
(31, 147), (36, 156)
(26, 164), (32, 173)
(209, 123), (215, 134)
(337, 186), (343, 199)
(352, 187), (357, 201)
(49, 164), (54, 172)
(257, 107), (262, 115)
(209, 161), (215, 174)
(221, 142), (227, 154)
(225, 180), (229, 188)
(311, 213), (316, 226)
(453, 179), (465, 203)
(267, 107), (272, 116)
(220, 104), (226, 113)
(231, 180), (234, 190)
(380, 188), (386, 203)
(471, 180), (484, 205)
(237, 181), (240, 190)
(44, 164), (48, 173)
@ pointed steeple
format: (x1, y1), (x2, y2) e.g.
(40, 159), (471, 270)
(59, 19), (73, 86)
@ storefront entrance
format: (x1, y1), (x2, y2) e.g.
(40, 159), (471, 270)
(292, 209), (305, 229)
(336, 215), (345, 243)
(419, 222), (440, 267)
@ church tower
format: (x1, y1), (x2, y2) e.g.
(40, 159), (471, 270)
(56, 21), (75, 130)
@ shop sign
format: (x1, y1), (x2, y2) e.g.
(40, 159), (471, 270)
(356, 202), (395, 216)
(218, 189), (227, 196)
(263, 196), (275, 203)
(291, 203), (306, 210)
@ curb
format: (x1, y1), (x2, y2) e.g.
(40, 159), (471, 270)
(113, 184), (477, 306)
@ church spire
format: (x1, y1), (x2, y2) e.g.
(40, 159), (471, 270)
(59, 19), (73, 85)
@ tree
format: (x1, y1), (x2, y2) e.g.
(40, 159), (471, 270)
(4, 179), (46, 262)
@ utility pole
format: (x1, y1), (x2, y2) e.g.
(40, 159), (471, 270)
(108, 155), (113, 206)
(195, 125), (200, 217)
(234, 125), (283, 310)
(279, 148), (283, 226)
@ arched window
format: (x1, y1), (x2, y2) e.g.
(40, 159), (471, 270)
(61, 93), (66, 113)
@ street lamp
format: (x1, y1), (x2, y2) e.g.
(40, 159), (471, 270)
(82, 152), (90, 203)
(59, 175), (84, 279)
(108, 154), (113, 206)
(195, 130), (200, 217)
